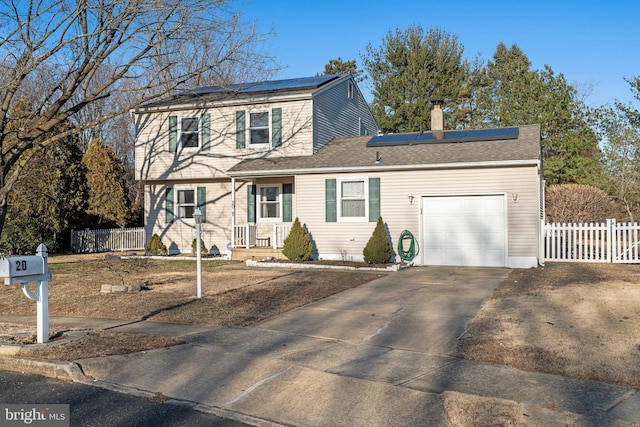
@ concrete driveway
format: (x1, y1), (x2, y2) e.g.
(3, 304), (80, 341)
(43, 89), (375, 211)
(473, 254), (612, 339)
(255, 266), (509, 355)
(70, 266), (633, 426)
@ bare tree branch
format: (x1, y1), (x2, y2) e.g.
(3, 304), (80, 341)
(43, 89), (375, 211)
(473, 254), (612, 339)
(0, 0), (278, 235)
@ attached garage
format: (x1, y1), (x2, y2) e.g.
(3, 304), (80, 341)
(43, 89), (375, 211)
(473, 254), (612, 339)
(421, 195), (507, 267)
(228, 123), (543, 268)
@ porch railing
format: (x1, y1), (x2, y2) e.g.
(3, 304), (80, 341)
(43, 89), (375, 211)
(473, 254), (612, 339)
(233, 224), (256, 249)
(233, 223), (292, 249)
(274, 223), (292, 249)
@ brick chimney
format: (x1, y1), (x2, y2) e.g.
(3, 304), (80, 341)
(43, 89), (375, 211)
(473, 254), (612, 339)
(430, 99), (444, 131)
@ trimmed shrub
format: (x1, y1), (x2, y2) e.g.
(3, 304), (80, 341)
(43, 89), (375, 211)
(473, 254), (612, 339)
(363, 216), (392, 264)
(282, 218), (313, 262)
(191, 238), (208, 255)
(546, 184), (625, 223)
(146, 233), (168, 256)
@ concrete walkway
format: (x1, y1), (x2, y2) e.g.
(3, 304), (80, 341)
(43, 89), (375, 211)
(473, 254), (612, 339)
(2, 267), (638, 426)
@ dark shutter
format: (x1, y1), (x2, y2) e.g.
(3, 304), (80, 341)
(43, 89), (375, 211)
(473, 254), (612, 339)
(369, 177), (380, 222)
(236, 110), (246, 148)
(325, 179), (337, 222)
(197, 186), (206, 222)
(282, 183), (292, 222)
(201, 113), (210, 151)
(169, 115), (178, 153)
(247, 184), (256, 222)
(272, 108), (282, 147)
(166, 187), (174, 223)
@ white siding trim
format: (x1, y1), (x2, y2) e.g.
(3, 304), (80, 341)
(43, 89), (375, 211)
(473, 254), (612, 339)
(227, 160), (541, 178)
(134, 93), (313, 113)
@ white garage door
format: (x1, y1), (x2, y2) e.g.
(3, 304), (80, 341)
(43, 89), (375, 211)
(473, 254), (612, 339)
(421, 195), (506, 267)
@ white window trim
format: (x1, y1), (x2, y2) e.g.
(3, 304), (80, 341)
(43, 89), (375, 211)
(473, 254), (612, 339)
(175, 186), (197, 223)
(256, 184), (282, 222)
(247, 110), (271, 147)
(337, 178), (368, 222)
(347, 81), (354, 99)
(179, 115), (202, 151)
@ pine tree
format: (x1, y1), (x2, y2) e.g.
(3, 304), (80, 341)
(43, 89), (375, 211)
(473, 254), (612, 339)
(362, 25), (469, 133)
(282, 218), (313, 262)
(83, 139), (130, 227)
(472, 43), (603, 185)
(363, 217), (393, 264)
(0, 102), (88, 253)
(322, 58), (364, 82)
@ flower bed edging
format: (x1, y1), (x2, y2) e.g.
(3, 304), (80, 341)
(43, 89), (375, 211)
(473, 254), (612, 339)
(245, 259), (410, 272)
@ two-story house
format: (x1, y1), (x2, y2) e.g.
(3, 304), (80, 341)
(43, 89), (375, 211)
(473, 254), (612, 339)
(134, 74), (543, 268)
(134, 74), (378, 258)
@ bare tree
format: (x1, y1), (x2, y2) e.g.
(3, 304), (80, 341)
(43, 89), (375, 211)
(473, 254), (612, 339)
(0, 0), (276, 236)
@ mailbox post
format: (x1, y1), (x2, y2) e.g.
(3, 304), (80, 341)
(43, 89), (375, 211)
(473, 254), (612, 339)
(0, 244), (52, 343)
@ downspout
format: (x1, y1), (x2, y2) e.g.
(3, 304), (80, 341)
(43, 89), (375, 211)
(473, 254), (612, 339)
(539, 167), (546, 267)
(231, 177), (236, 248)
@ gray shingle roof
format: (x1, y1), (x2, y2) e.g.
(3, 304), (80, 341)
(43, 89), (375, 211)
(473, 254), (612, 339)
(227, 124), (541, 177)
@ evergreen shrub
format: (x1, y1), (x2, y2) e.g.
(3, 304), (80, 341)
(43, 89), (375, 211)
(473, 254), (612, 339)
(363, 216), (392, 264)
(282, 218), (313, 262)
(146, 234), (168, 256)
(191, 238), (208, 255)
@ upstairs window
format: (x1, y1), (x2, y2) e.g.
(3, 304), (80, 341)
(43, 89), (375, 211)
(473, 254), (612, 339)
(235, 108), (282, 149)
(181, 117), (199, 148)
(168, 114), (210, 153)
(249, 112), (270, 145)
(347, 81), (354, 99)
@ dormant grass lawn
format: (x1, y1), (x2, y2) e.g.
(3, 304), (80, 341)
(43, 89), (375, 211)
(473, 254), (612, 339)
(453, 262), (640, 389)
(1, 254), (383, 359)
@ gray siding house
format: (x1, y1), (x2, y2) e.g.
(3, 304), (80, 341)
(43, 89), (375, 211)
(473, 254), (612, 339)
(134, 74), (543, 267)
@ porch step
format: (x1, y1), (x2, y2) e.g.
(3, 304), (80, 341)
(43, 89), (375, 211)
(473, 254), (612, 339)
(231, 247), (285, 262)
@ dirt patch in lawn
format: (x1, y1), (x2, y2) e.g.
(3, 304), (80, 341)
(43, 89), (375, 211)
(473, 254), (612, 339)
(0, 254), (384, 360)
(453, 263), (640, 388)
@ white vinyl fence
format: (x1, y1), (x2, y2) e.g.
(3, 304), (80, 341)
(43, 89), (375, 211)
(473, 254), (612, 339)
(71, 227), (146, 253)
(544, 219), (640, 263)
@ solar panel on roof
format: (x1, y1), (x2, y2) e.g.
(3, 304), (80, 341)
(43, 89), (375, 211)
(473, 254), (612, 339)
(178, 74), (341, 97)
(366, 127), (519, 147)
(368, 133), (419, 145)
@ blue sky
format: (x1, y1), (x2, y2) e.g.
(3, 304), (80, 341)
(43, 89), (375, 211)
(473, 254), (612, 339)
(243, 0), (639, 107)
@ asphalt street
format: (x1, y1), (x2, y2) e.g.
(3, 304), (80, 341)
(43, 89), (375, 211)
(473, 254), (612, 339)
(0, 369), (249, 427)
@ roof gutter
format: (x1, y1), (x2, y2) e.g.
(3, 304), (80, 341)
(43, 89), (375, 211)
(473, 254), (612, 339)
(226, 159), (541, 178)
(132, 92), (313, 114)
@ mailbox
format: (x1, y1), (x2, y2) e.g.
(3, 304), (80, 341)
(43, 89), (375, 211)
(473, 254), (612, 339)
(0, 255), (50, 284)
(0, 244), (51, 343)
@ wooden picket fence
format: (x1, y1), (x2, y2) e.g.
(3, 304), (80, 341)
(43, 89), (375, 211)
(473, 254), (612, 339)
(544, 219), (640, 263)
(71, 227), (146, 253)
